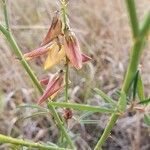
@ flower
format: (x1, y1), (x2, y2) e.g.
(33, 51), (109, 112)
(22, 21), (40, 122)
(41, 12), (62, 46)
(44, 44), (66, 70)
(24, 13), (92, 70)
(37, 70), (64, 105)
(64, 31), (82, 69)
(24, 45), (49, 60)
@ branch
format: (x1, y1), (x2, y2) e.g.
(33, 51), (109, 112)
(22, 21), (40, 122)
(0, 134), (69, 150)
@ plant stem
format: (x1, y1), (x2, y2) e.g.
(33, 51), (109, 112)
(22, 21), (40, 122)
(61, 0), (70, 103)
(0, 134), (69, 150)
(94, 0), (150, 149)
(125, 0), (139, 39)
(0, 2), (75, 149)
(61, 0), (68, 31)
(2, 0), (9, 30)
(65, 58), (69, 102)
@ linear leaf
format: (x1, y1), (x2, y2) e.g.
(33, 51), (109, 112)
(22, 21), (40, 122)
(132, 70), (139, 100)
(80, 120), (100, 124)
(48, 102), (115, 113)
(144, 115), (150, 126)
(94, 88), (117, 106)
(17, 104), (48, 112)
(138, 98), (150, 105)
(137, 73), (145, 101)
(20, 112), (48, 121)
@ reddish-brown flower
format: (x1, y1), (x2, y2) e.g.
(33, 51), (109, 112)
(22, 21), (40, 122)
(64, 31), (83, 69)
(41, 12), (62, 46)
(37, 70), (64, 105)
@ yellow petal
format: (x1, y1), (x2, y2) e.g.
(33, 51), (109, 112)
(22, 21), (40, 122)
(44, 44), (66, 70)
(50, 92), (58, 100)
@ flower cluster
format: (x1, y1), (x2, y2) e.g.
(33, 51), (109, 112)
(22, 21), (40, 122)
(24, 12), (92, 104)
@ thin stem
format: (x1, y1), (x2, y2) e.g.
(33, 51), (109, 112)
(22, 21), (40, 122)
(125, 0), (139, 39)
(61, 0), (70, 103)
(94, 0), (150, 149)
(0, 4), (75, 149)
(0, 134), (69, 150)
(2, 0), (9, 30)
(65, 58), (69, 102)
(61, 0), (68, 32)
(140, 11), (150, 38)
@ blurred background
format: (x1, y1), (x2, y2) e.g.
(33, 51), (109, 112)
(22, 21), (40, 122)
(0, 0), (150, 149)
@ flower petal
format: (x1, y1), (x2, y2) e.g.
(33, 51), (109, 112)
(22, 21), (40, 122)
(82, 53), (92, 63)
(64, 31), (82, 69)
(37, 70), (64, 105)
(44, 44), (66, 70)
(40, 78), (49, 86)
(41, 13), (62, 46)
(24, 46), (49, 60)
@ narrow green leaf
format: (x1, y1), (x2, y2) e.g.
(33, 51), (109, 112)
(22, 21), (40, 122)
(79, 111), (94, 120)
(137, 73), (145, 101)
(144, 115), (150, 126)
(80, 120), (100, 124)
(17, 104), (48, 112)
(20, 112), (48, 121)
(94, 88), (117, 106)
(118, 91), (127, 112)
(132, 70), (139, 100)
(138, 98), (150, 105)
(48, 102), (115, 113)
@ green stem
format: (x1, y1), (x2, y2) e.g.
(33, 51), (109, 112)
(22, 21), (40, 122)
(61, 1), (70, 103)
(0, 7), (75, 150)
(0, 134), (69, 150)
(94, 0), (150, 149)
(125, 0), (139, 39)
(2, 0), (9, 30)
(61, 0), (68, 31)
(65, 58), (69, 102)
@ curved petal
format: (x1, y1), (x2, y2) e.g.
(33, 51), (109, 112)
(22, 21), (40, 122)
(24, 46), (49, 60)
(44, 44), (66, 70)
(64, 32), (82, 69)
(37, 71), (64, 105)
(82, 53), (92, 63)
(41, 13), (62, 46)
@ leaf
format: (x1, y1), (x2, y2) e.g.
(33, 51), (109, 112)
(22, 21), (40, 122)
(144, 115), (150, 126)
(132, 70), (139, 100)
(118, 91), (127, 112)
(79, 111), (95, 120)
(48, 102), (115, 113)
(79, 120), (100, 124)
(138, 98), (150, 105)
(17, 104), (48, 112)
(94, 88), (117, 106)
(19, 112), (48, 121)
(137, 73), (145, 101)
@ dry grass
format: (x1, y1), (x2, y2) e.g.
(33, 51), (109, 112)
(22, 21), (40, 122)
(0, 0), (150, 149)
